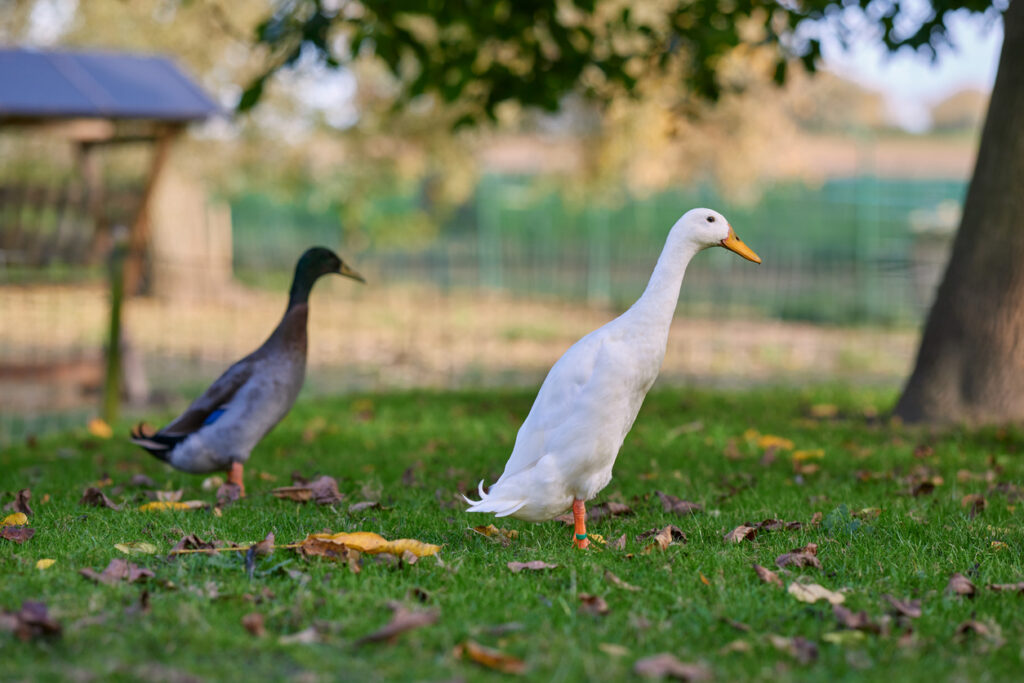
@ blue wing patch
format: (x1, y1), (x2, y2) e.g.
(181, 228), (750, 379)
(203, 408), (227, 426)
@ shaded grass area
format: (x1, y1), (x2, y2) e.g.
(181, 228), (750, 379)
(2, 387), (1023, 681)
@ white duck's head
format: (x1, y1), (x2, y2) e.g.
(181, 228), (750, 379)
(674, 208), (761, 264)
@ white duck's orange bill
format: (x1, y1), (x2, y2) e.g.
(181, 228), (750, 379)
(721, 228), (761, 264)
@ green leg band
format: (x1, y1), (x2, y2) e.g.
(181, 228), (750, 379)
(575, 533), (587, 540)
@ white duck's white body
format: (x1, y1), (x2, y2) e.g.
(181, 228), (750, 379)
(465, 208), (759, 523)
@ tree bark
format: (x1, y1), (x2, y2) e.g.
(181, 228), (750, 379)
(895, 0), (1024, 424)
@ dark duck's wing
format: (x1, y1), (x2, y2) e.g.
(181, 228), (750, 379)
(130, 357), (255, 463)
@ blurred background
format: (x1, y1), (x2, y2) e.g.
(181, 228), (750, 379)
(0, 0), (1002, 443)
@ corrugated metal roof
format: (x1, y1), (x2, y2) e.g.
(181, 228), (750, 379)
(0, 47), (219, 121)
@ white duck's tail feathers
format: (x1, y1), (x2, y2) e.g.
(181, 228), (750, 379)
(462, 480), (527, 518)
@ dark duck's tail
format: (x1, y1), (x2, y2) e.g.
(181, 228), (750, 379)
(130, 423), (185, 463)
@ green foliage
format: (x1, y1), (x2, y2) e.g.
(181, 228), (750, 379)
(3, 387), (1024, 680)
(241, 0), (1008, 122)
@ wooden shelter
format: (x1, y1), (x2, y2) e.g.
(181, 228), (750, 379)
(0, 47), (217, 421)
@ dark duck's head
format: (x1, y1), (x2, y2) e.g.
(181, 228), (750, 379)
(289, 246), (365, 308)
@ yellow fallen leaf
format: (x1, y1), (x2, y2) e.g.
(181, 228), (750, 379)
(138, 500), (209, 512)
(87, 417), (113, 439)
(115, 542), (159, 555)
(793, 449), (825, 461)
(990, 541), (1008, 551)
(2, 512), (28, 526)
(36, 559), (55, 570)
(757, 434), (794, 450)
(809, 404), (839, 419)
(823, 630), (866, 645)
(308, 531), (441, 557)
(788, 582), (845, 605)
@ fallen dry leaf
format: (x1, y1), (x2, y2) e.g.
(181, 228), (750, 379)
(507, 560), (558, 573)
(953, 619), (1004, 647)
(633, 653), (711, 680)
(304, 531), (440, 557)
(609, 534), (627, 551)
(947, 573), (977, 597)
(0, 601), (61, 641)
(605, 569), (640, 592)
(241, 612), (266, 637)
(882, 594), (923, 618)
(579, 594), (610, 616)
(349, 501), (382, 513)
(766, 634), (818, 664)
(297, 537), (361, 572)
(655, 491), (703, 516)
(279, 627), (320, 645)
(961, 494), (988, 518)
(216, 482), (242, 507)
(35, 559), (55, 570)
(79, 487), (121, 510)
(80, 558), (154, 585)
(169, 533), (218, 555)
(456, 640), (527, 675)
(642, 525), (687, 552)
(0, 526), (34, 543)
(723, 525), (757, 544)
(833, 604), (881, 633)
(355, 604), (439, 646)
(986, 582), (1024, 593)
(4, 489), (32, 516)
(787, 582), (845, 605)
(87, 417), (113, 439)
(753, 519), (804, 532)
(271, 475), (343, 505)
(2, 512), (28, 526)
(253, 532), (274, 556)
(138, 500), (209, 512)
(776, 548), (822, 570)
(471, 524), (519, 546)
(753, 563), (783, 588)
(114, 542), (158, 555)
(151, 489), (184, 502)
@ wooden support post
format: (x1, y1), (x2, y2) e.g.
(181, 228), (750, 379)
(102, 234), (126, 425)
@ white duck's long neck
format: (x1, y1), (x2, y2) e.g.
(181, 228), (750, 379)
(627, 231), (702, 332)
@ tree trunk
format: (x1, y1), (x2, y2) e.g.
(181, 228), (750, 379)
(895, 0), (1024, 424)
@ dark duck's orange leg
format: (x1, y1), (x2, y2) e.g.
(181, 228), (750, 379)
(572, 499), (590, 549)
(228, 461), (245, 497)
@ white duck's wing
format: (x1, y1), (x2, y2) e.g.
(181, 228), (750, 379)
(498, 330), (606, 479)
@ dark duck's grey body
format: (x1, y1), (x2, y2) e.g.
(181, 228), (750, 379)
(131, 247), (364, 494)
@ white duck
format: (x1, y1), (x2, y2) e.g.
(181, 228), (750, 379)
(464, 208), (761, 548)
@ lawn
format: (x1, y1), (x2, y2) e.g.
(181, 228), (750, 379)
(2, 387), (1023, 681)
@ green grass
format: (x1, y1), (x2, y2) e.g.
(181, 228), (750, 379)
(2, 387), (1023, 681)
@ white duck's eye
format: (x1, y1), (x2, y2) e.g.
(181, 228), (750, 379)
(706, 216), (715, 223)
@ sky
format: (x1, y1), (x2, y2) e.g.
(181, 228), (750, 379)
(819, 8), (1003, 131)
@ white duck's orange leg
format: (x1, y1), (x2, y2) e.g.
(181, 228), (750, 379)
(572, 499), (590, 549)
(228, 461), (245, 497)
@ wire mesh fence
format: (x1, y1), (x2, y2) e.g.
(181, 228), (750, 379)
(1, 171), (962, 444)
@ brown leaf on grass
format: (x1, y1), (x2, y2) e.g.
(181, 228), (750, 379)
(3, 489), (32, 516)
(655, 491), (703, 516)
(348, 501), (381, 513)
(0, 601), (61, 641)
(507, 561), (558, 573)
(297, 537), (361, 573)
(753, 563), (783, 588)
(723, 525), (757, 544)
(151, 489), (184, 502)
(947, 573), (977, 597)
(80, 558), (154, 585)
(833, 604), (881, 633)
(605, 570), (640, 592)
(953, 619), (1004, 647)
(788, 582), (845, 605)
(809, 511), (823, 526)
(354, 604), (439, 646)
(0, 525), (34, 543)
(168, 533), (218, 556)
(271, 486), (312, 502)
(579, 594), (610, 616)
(609, 534), (627, 551)
(633, 653), (711, 680)
(776, 544), (822, 569)
(883, 594), (923, 618)
(79, 487), (121, 511)
(640, 525), (687, 552)
(129, 474), (156, 488)
(961, 494), (987, 518)
(241, 612), (266, 637)
(754, 519), (803, 532)
(253, 532), (274, 557)
(471, 524), (519, 546)
(986, 582), (1024, 593)
(272, 475), (343, 505)
(216, 482), (242, 507)
(766, 634), (818, 664)
(455, 640), (527, 675)
(554, 501), (634, 525)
